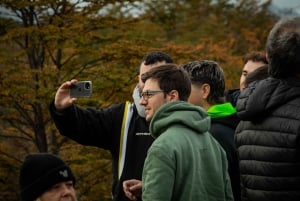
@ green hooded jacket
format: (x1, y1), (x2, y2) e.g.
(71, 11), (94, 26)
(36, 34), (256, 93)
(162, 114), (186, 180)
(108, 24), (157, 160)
(142, 101), (234, 201)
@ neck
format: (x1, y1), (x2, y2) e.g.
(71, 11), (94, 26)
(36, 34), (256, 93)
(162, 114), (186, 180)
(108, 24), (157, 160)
(202, 102), (212, 111)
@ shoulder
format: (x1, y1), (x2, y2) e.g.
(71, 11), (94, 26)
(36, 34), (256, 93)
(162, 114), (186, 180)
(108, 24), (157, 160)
(225, 89), (240, 107)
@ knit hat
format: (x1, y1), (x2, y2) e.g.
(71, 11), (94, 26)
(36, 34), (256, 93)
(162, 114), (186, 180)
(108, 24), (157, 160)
(19, 153), (76, 201)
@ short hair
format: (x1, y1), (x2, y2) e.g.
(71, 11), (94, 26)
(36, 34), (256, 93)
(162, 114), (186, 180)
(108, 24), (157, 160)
(181, 60), (225, 105)
(138, 51), (173, 74)
(244, 64), (269, 88)
(142, 51), (173, 65)
(266, 16), (300, 78)
(243, 51), (268, 64)
(141, 64), (191, 101)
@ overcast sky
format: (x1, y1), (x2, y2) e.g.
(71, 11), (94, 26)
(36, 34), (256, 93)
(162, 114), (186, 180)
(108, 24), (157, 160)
(270, 0), (300, 14)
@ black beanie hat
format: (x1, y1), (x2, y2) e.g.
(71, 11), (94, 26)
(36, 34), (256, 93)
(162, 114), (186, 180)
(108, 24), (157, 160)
(19, 153), (76, 201)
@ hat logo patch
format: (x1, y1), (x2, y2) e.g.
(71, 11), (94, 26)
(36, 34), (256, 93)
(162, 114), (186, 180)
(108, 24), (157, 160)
(59, 170), (68, 178)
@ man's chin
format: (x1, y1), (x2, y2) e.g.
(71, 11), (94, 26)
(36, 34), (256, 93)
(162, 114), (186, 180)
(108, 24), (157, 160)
(145, 115), (152, 122)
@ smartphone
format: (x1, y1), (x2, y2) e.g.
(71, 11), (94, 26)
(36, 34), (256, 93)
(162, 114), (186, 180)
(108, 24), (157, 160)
(70, 81), (92, 98)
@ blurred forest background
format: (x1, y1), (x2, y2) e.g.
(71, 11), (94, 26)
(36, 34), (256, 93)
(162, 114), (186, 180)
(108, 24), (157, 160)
(0, 0), (295, 200)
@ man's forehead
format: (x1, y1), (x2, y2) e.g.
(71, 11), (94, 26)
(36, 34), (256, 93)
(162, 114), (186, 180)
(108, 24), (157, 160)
(143, 78), (158, 88)
(243, 60), (266, 72)
(140, 61), (167, 75)
(142, 61), (166, 69)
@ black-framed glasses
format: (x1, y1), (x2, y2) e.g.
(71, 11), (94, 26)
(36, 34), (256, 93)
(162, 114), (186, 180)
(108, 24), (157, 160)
(140, 90), (165, 100)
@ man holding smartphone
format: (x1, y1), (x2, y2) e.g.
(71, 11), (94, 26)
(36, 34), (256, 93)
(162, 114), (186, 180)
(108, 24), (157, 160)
(49, 51), (173, 201)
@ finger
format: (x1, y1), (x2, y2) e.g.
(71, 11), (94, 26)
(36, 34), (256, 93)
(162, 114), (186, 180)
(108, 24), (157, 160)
(70, 79), (78, 84)
(69, 97), (77, 103)
(124, 191), (134, 200)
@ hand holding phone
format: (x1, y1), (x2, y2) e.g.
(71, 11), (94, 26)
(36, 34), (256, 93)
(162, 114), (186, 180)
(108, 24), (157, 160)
(70, 81), (92, 98)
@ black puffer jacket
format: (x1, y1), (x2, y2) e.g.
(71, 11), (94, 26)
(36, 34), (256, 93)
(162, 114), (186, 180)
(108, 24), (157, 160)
(235, 77), (300, 201)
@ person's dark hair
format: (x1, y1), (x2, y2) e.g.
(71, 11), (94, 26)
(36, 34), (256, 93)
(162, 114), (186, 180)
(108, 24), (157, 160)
(266, 16), (300, 78)
(243, 51), (268, 64)
(244, 64), (269, 88)
(141, 64), (191, 101)
(138, 51), (173, 74)
(181, 60), (225, 105)
(142, 51), (173, 65)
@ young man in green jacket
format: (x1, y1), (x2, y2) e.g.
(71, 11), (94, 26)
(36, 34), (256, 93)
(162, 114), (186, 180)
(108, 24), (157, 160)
(182, 60), (241, 201)
(124, 64), (233, 201)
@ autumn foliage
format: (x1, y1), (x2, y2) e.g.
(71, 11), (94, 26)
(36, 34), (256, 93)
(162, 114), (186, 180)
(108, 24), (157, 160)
(0, 0), (277, 200)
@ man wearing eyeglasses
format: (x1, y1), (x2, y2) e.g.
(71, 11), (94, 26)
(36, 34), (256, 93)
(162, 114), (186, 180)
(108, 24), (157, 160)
(49, 51), (173, 201)
(124, 64), (233, 201)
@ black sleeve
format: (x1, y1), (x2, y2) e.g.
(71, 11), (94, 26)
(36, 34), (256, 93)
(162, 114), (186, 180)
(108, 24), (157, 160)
(49, 100), (125, 153)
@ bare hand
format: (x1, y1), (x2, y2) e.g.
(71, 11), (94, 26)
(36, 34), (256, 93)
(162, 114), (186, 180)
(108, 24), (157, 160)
(54, 79), (78, 110)
(123, 179), (142, 201)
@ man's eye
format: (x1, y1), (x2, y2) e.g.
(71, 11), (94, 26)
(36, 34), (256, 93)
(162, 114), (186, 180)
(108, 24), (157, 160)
(66, 181), (74, 187)
(49, 184), (60, 191)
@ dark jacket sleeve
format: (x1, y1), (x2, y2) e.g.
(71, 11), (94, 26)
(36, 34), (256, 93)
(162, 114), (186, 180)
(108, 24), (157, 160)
(49, 100), (125, 153)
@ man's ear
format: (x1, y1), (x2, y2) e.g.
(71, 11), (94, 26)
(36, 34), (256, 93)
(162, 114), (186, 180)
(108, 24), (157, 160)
(201, 84), (210, 100)
(168, 90), (180, 101)
(266, 52), (269, 63)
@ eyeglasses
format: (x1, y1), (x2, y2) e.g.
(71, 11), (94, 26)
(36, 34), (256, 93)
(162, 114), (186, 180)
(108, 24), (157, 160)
(140, 90), (165, 100)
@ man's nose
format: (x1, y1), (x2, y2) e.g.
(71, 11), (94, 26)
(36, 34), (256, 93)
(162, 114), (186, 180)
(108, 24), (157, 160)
(139, 97), (147, 105)
(61, 183), (73, 195)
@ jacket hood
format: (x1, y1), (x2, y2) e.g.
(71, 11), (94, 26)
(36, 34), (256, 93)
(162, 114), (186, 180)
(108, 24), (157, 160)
(207, 102), (237, 119)
(237, 77), (300, 120)
(149, 101), (211, 138)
